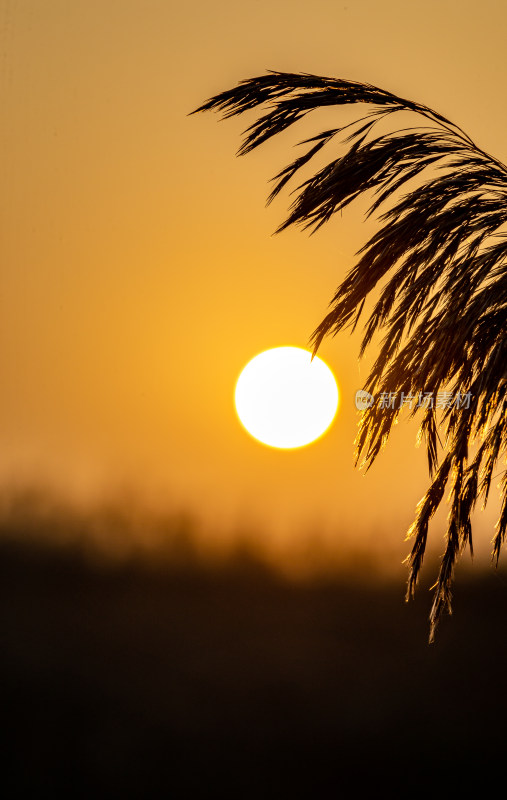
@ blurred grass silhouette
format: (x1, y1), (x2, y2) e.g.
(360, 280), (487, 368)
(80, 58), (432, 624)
(2, 484), (507, 795)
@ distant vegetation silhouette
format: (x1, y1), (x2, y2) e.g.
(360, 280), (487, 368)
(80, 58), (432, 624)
(2, 493), (507, 794)
(192, 72), (507, 638)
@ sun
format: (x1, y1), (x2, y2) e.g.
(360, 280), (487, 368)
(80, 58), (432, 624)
(234, 346), (339, 449)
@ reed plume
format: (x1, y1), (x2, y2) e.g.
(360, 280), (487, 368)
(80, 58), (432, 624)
(192, 71), (507, 640)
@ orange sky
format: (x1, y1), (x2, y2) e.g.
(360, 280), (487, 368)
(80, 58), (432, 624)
(1, 0), (505, 563)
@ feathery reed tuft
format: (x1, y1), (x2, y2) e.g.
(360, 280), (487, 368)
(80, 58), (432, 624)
(192, 71), (507, 640)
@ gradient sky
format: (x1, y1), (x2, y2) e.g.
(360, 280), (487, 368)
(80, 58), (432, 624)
(1, 0), (505, 563)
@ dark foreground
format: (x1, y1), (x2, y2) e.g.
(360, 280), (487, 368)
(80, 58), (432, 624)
(2, 536), (507, 797)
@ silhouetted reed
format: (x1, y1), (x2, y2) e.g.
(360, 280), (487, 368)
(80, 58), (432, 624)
(192, 72), (507, 638)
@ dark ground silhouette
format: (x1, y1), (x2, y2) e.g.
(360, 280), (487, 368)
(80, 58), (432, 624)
(2, 501), (507, 796)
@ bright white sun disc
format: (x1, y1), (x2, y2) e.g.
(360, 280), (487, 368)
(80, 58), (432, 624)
(235, 347), (339, 449)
